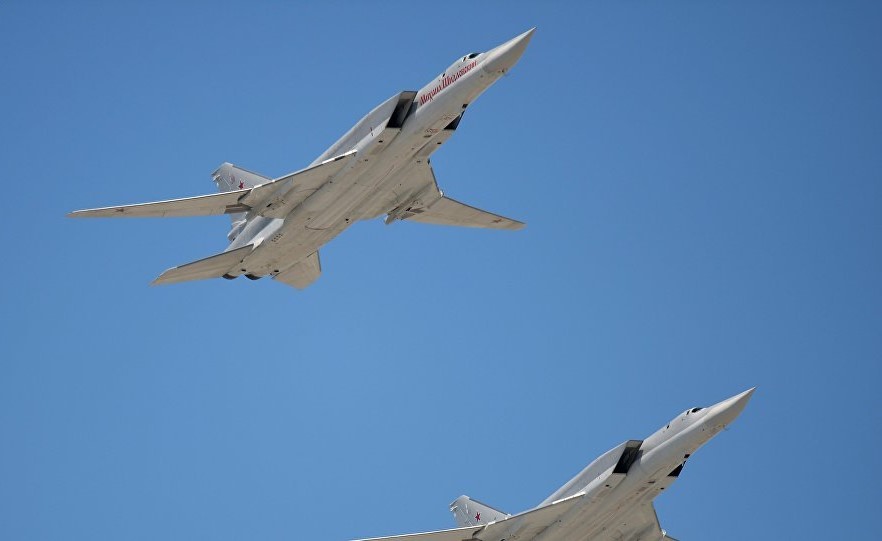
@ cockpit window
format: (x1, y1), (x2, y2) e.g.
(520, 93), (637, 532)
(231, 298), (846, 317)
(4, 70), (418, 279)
(690, 407), (704, 413)
(467, 52), (479, 59)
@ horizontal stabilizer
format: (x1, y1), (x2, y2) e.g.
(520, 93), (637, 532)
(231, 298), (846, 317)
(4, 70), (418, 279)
(152, 244), (253, 286)
(405, 195), (524, 230)
(68, 150), (357, 219)
(273, 251), (321, 289)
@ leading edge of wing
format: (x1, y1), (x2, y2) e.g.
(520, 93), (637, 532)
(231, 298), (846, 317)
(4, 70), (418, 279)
(68, 150), (358, 219)
(352, 526), (482, 541)
(68, 189), (250, 218)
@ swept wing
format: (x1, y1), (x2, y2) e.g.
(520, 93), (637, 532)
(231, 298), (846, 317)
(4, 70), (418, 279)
(68, 151), (357, 219)
(408, 196), (524, 230)
(589, 504), (672, 541)
(395, 161), (524, 231)
(353, 494), (583, 541)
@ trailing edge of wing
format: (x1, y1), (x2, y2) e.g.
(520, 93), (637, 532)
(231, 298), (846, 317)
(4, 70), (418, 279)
(395, 161), (524, 230)
(152, 244), (253, 286)
(68, 150), (357, 219)
(406, 195), (525, 230)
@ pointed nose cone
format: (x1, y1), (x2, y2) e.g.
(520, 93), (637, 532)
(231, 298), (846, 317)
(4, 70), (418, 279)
(482, 28), (535, 75)
(708, 387), (755, 427)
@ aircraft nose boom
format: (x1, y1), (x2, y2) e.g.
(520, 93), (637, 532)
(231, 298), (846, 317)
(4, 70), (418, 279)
(706, 387), (755, 428)
(482, 28), (535, 74)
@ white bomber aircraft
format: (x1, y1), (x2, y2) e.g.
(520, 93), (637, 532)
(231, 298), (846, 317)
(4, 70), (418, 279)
(357, 389), (754, 541)
(69, 29), (535, 289)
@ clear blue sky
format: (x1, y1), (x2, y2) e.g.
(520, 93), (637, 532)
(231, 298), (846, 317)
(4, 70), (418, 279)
(2, 2), (880, 539)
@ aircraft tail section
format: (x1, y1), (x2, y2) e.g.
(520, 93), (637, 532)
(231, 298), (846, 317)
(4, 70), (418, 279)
(152, 244), (253, 286)
(212, 163), (269, 193)
(449, 496), (510, 527)
(212, 163), (272, 237)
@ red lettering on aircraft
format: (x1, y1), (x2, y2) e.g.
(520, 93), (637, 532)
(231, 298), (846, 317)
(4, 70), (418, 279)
(419, 60), (478, 106)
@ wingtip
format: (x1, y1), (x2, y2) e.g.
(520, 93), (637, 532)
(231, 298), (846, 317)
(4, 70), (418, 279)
(150, 269), (174, 286)
(504, 220), (526, 231)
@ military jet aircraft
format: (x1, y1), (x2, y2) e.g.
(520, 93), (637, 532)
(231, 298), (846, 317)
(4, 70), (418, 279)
(69, 29), (534, 289)
(356, 388), (754, 541)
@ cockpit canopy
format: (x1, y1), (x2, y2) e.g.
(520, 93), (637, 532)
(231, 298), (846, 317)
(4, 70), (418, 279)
(442, 53), (482, 80)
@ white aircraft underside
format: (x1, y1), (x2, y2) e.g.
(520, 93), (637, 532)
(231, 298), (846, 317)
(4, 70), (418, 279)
(70, 29), (536, 289)
(356, 389), (754, 541)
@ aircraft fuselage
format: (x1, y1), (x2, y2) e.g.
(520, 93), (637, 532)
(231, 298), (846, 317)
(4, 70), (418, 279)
(537, 389), (754, 541)
(226, 30), (533, 279)
(445, 389), (754, 541)
(69, 30), (533, 289)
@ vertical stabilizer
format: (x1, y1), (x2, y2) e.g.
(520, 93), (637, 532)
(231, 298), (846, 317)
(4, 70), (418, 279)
(450, 496), (509, 527)
(211, 163), (271, 240)
(212, 162), (269, 193)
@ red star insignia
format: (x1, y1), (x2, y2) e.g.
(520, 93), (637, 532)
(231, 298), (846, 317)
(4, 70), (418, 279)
(475, 512), (481, 522)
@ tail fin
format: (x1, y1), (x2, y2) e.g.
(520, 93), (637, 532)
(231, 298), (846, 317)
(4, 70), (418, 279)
(211, 163), (271, 240)
(449, 496), (510, 527)
(211, 162), (269, 193)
